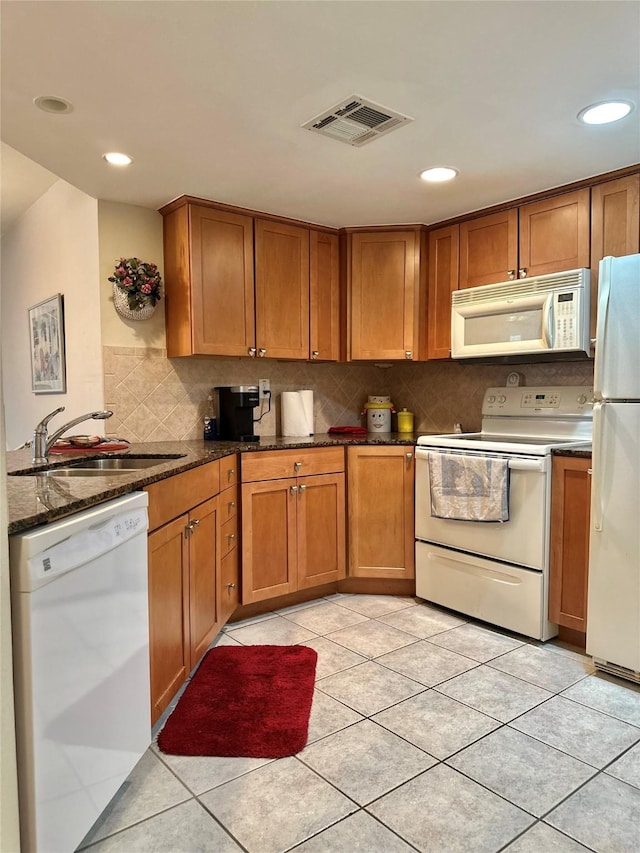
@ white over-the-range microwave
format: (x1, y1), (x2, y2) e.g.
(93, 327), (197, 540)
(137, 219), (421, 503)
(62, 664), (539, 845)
(451, 268), (591, 361)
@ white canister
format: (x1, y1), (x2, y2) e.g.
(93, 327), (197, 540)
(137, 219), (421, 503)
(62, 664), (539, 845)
(362, 400), (395, 433)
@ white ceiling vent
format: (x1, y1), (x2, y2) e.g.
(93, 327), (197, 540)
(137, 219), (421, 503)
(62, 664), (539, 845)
(301, 95), (413, 147)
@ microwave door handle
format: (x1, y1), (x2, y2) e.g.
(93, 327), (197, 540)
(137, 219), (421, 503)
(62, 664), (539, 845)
(541, 295), (553, 348)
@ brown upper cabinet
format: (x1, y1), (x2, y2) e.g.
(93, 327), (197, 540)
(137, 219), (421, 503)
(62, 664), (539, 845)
(161, 198), (340, 361)
(459, 189), (590, 289)
(254, 218), (309, 359)
(427, 225), (459, 360)
(348, 228), (427, 361)
(459, 209), (518, 289)
(590, 174), (640, 341)
(519, 189), (591, 278)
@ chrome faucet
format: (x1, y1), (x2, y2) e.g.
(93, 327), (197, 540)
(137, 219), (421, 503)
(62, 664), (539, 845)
(32, 407), (114, 464)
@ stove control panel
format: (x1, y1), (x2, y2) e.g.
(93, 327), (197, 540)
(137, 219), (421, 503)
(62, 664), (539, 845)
(483, 386), (593, 417)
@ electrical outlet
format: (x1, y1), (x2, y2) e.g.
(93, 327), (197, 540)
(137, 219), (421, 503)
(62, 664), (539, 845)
(259, 379), (270, 399)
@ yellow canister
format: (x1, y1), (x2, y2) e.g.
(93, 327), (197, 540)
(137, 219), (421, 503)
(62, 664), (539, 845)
(397, 408), (414, 433)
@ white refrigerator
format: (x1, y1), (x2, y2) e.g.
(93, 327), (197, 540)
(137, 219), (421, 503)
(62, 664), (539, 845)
(586, 253), (640, 681)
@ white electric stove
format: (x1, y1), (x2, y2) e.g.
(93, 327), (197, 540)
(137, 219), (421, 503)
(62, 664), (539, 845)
(415, 386), (593, 640)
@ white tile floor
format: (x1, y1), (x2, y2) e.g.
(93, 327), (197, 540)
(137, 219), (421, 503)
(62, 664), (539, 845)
(78, 595), (640, 853)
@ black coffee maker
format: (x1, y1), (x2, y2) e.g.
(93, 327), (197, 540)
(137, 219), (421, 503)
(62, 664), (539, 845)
(215, 386), (260, 442)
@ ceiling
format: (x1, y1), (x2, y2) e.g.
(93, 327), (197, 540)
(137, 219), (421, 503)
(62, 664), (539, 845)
(1, 1), (639, 231)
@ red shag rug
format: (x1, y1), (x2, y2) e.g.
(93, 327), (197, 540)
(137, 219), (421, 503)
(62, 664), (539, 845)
(157, 645), (318, 758)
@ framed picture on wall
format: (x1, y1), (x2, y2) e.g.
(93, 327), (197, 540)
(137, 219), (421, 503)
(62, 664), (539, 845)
(28, 293), (67, 394)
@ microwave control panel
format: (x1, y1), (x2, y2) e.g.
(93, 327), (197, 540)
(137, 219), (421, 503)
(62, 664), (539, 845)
(554, 291), (579, 348)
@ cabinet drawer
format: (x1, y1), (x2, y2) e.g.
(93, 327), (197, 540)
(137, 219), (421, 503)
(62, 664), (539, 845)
(146, 461), (220, 532)
(221, 515), (239, 558)
(220, 484), (238, 521)
(241, 447), (345, 482)
(220, 454), (238, 488)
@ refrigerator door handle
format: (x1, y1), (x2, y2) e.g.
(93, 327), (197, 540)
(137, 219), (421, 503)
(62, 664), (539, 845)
(593, 257), (612, 397)
(591, 400), (603, 532)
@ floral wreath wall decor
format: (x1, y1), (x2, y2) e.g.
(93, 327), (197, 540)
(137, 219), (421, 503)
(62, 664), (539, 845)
(109, 257), (163, 320)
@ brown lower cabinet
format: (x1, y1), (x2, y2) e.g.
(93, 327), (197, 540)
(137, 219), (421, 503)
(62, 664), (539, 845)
(549, 455), (592, 635)
(241, 448), (346, 604)
(347, 445), (415, 579)
(146, 456), (239, 725)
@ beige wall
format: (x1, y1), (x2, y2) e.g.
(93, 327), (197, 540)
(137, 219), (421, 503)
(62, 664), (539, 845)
(98, 201), (166, 349)
(1, 180), (104, 450)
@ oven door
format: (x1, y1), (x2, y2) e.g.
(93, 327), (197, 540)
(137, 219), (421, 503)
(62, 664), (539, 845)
(415, 448), (549, 570)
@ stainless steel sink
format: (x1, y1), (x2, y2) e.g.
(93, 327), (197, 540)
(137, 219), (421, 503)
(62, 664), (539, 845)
(10, 455), (186, 477)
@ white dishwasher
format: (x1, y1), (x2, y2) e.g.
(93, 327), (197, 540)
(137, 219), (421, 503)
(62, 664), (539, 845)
(9, 492), (151, 853)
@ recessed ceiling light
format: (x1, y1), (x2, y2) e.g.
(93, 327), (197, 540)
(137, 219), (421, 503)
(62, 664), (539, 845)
(33, 95), (74, 114)
(578, 100), (634, 125)
(103, 152), (134, 166)
(419, 166), (458, 183)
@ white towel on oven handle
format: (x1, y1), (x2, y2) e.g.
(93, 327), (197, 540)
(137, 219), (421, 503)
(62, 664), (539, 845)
(427, 451), (510, 522)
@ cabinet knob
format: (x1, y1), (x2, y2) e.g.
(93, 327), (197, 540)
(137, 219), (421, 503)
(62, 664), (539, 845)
(258, 348), (266, 357)
(508, 269), (516, 280)
(587, 468), (592, 475)
(248, 347), (257, 357)
(227, 582), (236, 590)
(294, 461), (302, 472)
(299, 484), (307, 493)
(518, 268), (528, 279)
(405, 350), (412, 360)
(290, 485), (298, 495)
(311, 351), (319, 359)
(406, 452), (413, 460)
(228, 500), (236, 510)
(228, 469), (235, 480)
(227, 533), (236, 542)
(186, 518), (200, 535)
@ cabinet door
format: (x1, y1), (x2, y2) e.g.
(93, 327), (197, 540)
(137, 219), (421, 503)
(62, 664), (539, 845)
(350, 231), (418, 360)
(459, 209), (518, 288)
(188, 496), (220, 671)
(519, 189), (590, 278)
(219, 548), (239, 622)
(297, 472), (346, 589)
(427, 225), (459, 360)
(241, 478), (297, 603)
(148, 515), (189, 724)
(347, 446), (415, 579)
(255, 219), (310, 359)
(189, 205), (255, 356)
(590, 174), (640, 342)
(310, 230), (340, 361)
(549, 457), (591, 633)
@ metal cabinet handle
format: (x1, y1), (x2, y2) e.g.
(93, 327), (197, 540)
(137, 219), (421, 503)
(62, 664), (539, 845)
(294, 461), (302, 472)
(299, 484), (307, 493)
(405, 350), (412, 359)
(258, 348), (266, 357)
(406, 452), (413, 460)
(518, 268), (528, 279)
(227, 582), (236, 590)
(248, 347), (257, 357)
(186, 518), (200, 535)
(311, 351), (319, 359)
(227, 533), (236, 542)
(290, 485), (298, 495)
(227, 468), (235, 480)
(508, 269), (516, 280)
(228, 500), (236, 510)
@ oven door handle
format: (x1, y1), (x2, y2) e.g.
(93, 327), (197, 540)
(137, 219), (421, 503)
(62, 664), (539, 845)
(507, 458), (547, 472)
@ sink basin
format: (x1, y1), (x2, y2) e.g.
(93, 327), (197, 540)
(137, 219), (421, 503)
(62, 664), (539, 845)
(10, 454), (186, 477)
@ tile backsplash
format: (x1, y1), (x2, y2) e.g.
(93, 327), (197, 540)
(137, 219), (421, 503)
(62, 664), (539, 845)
(103, 346), (594, 441)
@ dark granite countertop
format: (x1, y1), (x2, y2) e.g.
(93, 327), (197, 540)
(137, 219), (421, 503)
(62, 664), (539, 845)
(6, 433), (421, 534)
(551, 448), (592, 459)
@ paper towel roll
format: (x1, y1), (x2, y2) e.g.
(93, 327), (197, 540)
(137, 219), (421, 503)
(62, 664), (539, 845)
(281, 390), (314, 436)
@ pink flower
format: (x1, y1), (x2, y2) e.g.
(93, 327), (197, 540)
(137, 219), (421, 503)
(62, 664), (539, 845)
(141, 283), (152, 294)
(123, 277), (132, 286)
